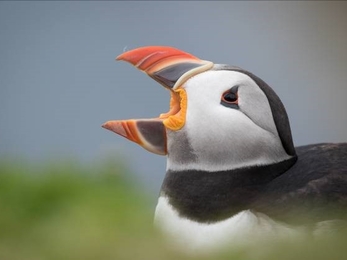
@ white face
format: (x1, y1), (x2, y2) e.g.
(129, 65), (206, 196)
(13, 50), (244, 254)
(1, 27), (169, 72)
(166, 70), (291, 172)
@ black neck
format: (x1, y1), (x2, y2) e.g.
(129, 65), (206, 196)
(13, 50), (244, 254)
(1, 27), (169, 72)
(161, 156), (297, 223)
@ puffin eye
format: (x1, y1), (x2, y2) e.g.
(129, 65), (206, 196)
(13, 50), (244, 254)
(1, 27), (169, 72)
(221, 85), (239, 108)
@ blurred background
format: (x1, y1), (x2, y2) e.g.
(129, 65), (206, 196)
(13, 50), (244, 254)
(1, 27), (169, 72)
(1, 1), (347, 194)
(1, 2), (347, 259)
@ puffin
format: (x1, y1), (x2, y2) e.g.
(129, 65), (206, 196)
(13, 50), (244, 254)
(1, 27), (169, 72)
(102, 46), (347, 255)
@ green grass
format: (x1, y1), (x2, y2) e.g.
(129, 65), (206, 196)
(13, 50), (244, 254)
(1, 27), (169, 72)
(0, 159), (346, 260)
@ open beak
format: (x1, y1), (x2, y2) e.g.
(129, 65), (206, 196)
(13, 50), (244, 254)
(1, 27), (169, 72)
(102, 46), (213, 155)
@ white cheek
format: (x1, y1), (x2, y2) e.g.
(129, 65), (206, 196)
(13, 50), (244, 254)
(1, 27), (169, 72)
(185, 106), (275, 167)
(170, 70), (291, 171)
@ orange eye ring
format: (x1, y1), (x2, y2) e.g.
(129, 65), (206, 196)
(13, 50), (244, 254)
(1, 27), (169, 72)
(221, 86), (239, 108)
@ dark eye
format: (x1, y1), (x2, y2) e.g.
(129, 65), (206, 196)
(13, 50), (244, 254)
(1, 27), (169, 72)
(221, 85), (239, 108)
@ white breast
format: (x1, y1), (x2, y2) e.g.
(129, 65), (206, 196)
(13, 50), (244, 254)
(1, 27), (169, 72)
(154, 196), (306, 256)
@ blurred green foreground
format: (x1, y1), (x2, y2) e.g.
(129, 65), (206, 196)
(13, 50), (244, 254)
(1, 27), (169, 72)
(0, 159), (346, 260)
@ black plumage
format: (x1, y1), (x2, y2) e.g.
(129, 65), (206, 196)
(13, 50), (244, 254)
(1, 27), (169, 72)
(258, 143), (347, 225)
(162, 143), (347, 226)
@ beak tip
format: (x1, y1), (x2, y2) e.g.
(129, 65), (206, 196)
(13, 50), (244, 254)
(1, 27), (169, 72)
(101, 122), (109, 130)
(102, 120), (127, 138)
(101, 122), (115, 133)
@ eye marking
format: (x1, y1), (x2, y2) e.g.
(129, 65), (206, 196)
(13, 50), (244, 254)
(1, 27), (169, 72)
(221, 85), (239, 109)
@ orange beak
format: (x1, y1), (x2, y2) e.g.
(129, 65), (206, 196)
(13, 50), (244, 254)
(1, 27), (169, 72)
(103, 46), (213, 155)
(102, 119), (167, 155)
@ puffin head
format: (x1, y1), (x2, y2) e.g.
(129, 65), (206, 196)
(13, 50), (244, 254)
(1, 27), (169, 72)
(103, 46), (297, 172)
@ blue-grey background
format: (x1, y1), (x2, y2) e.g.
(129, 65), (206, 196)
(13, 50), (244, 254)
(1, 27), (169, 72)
(1, 1), (347, 198)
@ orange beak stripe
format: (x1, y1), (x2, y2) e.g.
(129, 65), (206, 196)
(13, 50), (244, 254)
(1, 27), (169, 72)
(102, 119), (167, 155)
(116, 46), (201, 75)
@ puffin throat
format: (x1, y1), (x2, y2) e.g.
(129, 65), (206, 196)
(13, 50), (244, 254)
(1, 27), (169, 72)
(102, 86), (186, 155)
(160, 88), (187, 131)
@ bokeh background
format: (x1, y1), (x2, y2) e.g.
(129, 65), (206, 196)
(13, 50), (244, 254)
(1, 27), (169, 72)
(1, 1), (347, 195)
(1, 1), (347, 259)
